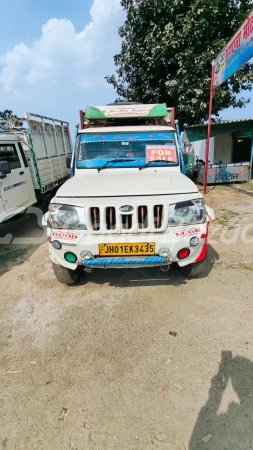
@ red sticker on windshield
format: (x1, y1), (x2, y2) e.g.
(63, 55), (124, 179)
(146, 145), (177, 162)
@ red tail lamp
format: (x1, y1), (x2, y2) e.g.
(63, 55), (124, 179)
(177, 248), (190, 260)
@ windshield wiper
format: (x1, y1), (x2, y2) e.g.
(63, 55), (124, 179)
(139, 160), (174, 170)
(97, 159), (135, 172)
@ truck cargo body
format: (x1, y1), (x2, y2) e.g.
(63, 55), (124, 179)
(0, 112), (72, 223)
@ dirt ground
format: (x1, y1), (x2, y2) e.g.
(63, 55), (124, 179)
(0, 185), (253, 450)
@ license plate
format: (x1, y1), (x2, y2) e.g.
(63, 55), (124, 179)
(99, 243), (155, 256)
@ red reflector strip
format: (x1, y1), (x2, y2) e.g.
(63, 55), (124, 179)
(195, 241), (208, 262)
(195, 222), (209, 262)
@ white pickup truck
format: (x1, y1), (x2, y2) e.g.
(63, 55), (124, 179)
(44, 103), (215, 284)
(0, 112), (72, 223)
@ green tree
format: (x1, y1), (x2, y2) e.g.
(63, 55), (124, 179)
(106, 0), (253, 128)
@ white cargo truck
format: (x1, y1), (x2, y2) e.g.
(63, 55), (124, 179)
(0, 113), (72, 223)
(44, 103), (215, 284)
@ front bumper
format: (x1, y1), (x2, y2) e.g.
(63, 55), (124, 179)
(82, 256), (168, 269)
(48, 222), (208, 270)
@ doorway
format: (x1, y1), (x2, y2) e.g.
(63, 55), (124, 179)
(232, 133), (252, 163)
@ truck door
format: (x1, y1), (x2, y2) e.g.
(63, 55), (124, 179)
(0, 141), (36, 213)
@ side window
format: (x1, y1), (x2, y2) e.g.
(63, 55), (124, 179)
(18, 143), (28, 168)
(0, 144), (21, 170)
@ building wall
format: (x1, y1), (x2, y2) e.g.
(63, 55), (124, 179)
(192, 137), (215, 163)
(214, 133), (233, 163)
(183, 132), (233, 164)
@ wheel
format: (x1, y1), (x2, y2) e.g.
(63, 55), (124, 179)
(180, 257), (207, 278)
(52, 263), (82, 285)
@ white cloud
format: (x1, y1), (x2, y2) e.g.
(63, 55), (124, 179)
(0, 0), (124, 126)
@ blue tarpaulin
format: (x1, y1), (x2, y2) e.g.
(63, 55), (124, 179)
(80, 131), (175, 143)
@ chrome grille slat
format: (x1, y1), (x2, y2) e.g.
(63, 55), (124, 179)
(138, 205), (148, 229)
(106, 207), (116, 230)
(88, 203), (167, 234)
(154, 205), (163, 229)
(90, 207), (100, 231)
(122, 214), (132, 230)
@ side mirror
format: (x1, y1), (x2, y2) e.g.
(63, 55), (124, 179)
(66, 154), (72, 169)
(0, 161), (11, 177)
(205, 205), (215, 221)
(42, 212), (49, 227)
(183, 154), (189, 166)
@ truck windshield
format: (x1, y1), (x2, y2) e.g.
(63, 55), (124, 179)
(77, 131), (179, 169)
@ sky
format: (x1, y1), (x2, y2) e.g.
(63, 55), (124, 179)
(0, 0), (125, 132)
(0, 0), (252, 134)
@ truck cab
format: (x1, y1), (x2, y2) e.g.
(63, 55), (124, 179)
(45, 103), (215, 284)
(0, 112), (72, 224)
(0, 134), (36, 223)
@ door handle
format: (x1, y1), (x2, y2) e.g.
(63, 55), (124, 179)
(19, 171), (24, 175)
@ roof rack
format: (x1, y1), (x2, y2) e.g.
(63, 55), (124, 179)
(80, 104), (175, 129)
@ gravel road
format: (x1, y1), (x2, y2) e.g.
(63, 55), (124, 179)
(0, 186), (253, 450)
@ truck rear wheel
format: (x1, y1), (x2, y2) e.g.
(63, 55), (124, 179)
(180, 257), (207, 278)
(52, 263), (82, 285)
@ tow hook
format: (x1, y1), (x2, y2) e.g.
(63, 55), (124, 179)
(77, 259), (93, 273)
(160, 265), (171, 272)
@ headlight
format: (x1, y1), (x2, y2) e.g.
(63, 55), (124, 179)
(48, 204), (86, 230)
(168, 198), (205, 226)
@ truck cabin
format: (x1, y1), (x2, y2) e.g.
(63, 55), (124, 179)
(69, 103), (187, 173)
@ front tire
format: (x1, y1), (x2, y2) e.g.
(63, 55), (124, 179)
(52, 263), (82, 285)
(180, 257), (207, 278)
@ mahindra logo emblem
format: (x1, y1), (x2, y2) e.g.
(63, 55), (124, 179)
(119, 205), (134, 212)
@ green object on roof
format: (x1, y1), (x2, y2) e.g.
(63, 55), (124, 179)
(86, 107), (107, 119)
(185, 153), (195, 179)
(186, 118), (253, 142)
(85, 104), (167, 120)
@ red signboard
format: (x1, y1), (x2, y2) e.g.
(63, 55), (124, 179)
(146, 145), (177, 162)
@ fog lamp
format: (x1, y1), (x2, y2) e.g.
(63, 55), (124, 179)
(159, 248), (170, 258)
(52, 240), (62, 250)
(190, 237), (199, 247)
(80, 250), (93, 260)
